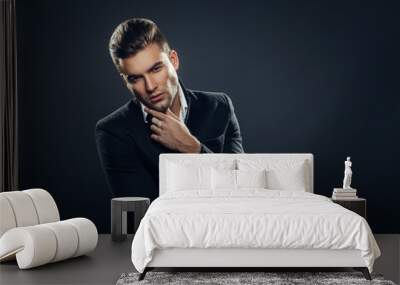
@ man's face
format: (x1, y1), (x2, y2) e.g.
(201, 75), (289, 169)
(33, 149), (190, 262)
(118, 43), (180, 113)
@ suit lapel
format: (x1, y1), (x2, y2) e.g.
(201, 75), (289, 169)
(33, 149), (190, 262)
(180, 79), (196, 131)
(181, 81), (206, 140)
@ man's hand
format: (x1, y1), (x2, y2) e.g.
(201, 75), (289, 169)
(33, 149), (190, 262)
(144, 107), (201, 153)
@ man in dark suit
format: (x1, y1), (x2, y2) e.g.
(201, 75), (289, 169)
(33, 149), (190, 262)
(95, 18), (243, 200)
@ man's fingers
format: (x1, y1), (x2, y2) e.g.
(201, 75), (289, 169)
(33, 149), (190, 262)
(144, 107), (165, 120)
(150, 124), (162, 134)
(150, 133), (161, 142)
(151, 117), (163, 128)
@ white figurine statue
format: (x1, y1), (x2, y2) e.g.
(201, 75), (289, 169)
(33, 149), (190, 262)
(342, 156), (353, 189)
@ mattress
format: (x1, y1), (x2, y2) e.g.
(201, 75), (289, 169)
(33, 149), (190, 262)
(131, 190), (380, 273)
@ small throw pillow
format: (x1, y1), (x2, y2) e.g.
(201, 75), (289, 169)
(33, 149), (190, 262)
(211, 168), (237, 190)
(236, 169), (267, 188)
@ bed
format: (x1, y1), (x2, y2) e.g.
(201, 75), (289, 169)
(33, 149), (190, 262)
(131, 154), (381, 280)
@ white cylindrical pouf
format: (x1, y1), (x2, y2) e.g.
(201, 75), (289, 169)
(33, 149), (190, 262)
(0, 226), (57, 269)
(0, 195), (17, 237)
(23, 189), (60, 224)
(65, 218), (98, 257)
(1, 192), (39, 227)
(42, 221), (79, 262)
(0, 189), (98, 269)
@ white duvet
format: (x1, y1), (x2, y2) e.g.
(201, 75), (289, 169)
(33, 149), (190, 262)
(131, 190), (380, 273)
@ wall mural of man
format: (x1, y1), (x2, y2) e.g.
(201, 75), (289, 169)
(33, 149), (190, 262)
(95, 18), (244, 199)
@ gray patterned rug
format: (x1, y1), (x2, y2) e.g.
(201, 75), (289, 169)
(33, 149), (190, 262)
(116, 271), (396, 285)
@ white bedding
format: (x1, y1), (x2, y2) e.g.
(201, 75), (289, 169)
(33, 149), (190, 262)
(131, 190), (380, 273)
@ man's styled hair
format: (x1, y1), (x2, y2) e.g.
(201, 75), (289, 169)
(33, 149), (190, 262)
(109, 18), (171, 72)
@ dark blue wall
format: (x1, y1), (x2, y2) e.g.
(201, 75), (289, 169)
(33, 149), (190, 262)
(17, 0), (400, 233)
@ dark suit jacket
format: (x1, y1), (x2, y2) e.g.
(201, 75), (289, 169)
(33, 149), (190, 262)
(95, 84), (244, 200)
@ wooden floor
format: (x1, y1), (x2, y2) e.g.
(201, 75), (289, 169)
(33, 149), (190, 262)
(0, 234), (399, 285)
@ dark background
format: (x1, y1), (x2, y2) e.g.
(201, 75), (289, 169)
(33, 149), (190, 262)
(16, 0), (400, 233)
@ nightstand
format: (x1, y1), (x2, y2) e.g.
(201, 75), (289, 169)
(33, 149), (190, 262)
(111, 197), (150, 242)
(331, 198), (367, 219)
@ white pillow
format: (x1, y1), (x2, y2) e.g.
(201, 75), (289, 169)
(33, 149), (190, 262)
(237, 159), (307, 191)
(211, 168), (236, 190)
(211, 169), (268, 190)
(267, 165), (307, 191)
(166, 162), (211, 191)
(236, 169), (267, 188)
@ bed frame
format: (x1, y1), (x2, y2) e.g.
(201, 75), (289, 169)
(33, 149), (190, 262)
(141, 248), (370, 280)
(138, 154), (372, 280)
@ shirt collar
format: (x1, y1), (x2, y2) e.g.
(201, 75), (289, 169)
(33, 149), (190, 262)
(140, 82), (188, 123)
